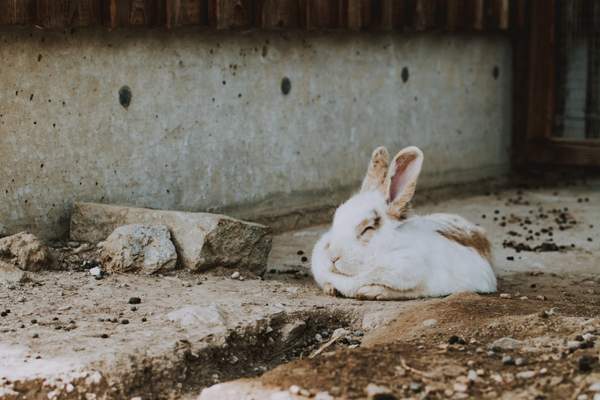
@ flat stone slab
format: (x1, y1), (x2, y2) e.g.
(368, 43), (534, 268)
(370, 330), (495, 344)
(71, 202), (273, 273)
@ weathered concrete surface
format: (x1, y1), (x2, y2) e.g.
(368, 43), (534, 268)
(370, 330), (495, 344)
(3, 183), (597, 399)
(100, 224), (177, 274)
(0, 29), (512, 239)
(71, 202), (272, 273)
(0, 270), (406, 400)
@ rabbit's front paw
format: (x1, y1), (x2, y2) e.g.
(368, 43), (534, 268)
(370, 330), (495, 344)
(323, 283), (341, 297)
(356, 285), (396, 300)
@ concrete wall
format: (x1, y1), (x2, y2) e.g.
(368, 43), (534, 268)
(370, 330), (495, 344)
(0, 29), (512, 239)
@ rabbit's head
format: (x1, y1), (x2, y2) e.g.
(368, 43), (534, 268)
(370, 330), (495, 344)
(324, 146), (423, 274)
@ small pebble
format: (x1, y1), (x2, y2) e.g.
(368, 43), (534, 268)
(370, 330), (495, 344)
(499, 293), (511, 299)
(422, 319), (437, 328)
(289, 385), (301, 395)
(567, 341), (582, 351)
(409, 382), (422, 392)
(448, 335), (465, 345)
(515, 357), (527, 366)
(453, 383), (467, 393)
(467, 369), (477, 382)
(579, 355), (598, 372)
(128, 297), (142, 305)
(516, 370), (536, 379)
(89, 266), (102, 278)
(231, 271), (240, 279)
(502, 355), (514, 365)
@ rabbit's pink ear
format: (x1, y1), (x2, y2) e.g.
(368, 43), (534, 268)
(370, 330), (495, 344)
(386, 146), (423, 219)
(360, 146), (389, 194)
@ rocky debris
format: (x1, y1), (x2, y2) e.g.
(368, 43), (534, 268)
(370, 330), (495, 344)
(99, 224), (177, 274)
(0, 232), (50, 272)
(71, 202), (272, 274)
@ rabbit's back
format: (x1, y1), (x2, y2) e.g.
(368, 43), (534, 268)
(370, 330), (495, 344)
(398, 213), (496, 295)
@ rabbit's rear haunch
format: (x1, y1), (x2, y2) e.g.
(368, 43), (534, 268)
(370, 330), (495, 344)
(311, 146), (497, 300)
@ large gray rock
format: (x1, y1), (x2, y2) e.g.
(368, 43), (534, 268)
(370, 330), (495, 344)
(71, 202), (272, 273)
(0, 232), (50, 272)
(100, 224), (177, 274)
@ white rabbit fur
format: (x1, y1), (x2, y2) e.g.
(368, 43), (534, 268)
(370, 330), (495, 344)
(311, 146), (497, 300)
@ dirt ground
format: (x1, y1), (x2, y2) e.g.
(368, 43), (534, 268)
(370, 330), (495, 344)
(257, 273), (600, 399)
(2, 181), (600, 399)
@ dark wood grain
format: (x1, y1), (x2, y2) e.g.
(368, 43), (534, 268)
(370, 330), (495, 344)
(0, 0), (35, 25)
(166, 0), (207, 28)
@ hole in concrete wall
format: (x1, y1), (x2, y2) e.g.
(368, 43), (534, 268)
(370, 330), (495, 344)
(281, 77), (291, 95)
(401, 67), (409, 83)
(493, 66), (500, 80)
(119, 86), (132, 109)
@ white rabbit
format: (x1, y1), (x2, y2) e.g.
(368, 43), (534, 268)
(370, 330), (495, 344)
(311, 146), (497, 300)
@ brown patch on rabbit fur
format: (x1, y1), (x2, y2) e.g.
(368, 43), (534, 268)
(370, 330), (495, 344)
(437, 228), (492, 263)
(361, 147), (389, 194)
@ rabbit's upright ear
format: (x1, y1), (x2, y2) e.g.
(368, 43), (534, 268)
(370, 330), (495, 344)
(386, 146), (423, 219)
(360, 146), (389, 194)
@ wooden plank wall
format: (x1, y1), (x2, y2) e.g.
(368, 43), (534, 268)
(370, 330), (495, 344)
(0, 0), (523, 31)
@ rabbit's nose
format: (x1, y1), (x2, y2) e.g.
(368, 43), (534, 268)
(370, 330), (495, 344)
(330, 256), (341, 264)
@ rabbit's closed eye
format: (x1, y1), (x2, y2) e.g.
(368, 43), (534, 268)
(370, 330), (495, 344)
(356, 212), (381, 242)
